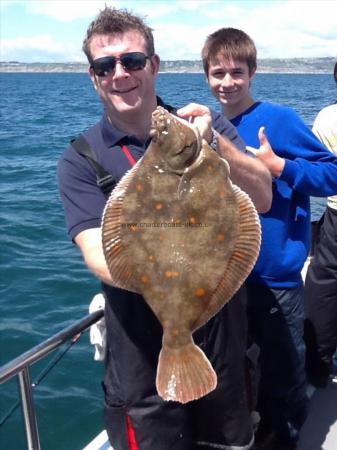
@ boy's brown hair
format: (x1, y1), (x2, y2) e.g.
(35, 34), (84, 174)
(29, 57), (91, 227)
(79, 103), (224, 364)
(82, 6), (155, 63)
(202, 28), (257, 76)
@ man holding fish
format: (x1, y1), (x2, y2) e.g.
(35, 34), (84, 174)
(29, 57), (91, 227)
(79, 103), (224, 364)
(58, 7), (272, 450)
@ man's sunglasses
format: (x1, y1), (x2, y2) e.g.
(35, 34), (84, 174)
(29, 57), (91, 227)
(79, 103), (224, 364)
(90, 52), (151, 77)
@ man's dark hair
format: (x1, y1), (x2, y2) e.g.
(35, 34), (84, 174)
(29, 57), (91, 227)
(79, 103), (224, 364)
(82, 6), (155, 63)
(202, 27), (257, 76)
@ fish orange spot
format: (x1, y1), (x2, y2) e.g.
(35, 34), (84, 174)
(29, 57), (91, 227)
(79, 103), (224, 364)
(189, 217), (196, 224)
(141, 275), (149, 284)
(122, 269), (130, 279)
(207, 165), (214, 172)
(219, 189), (225, 199)
(195, 287), (206, 297)
(217, 234), (225, 241)
(165, 270), (180, 279)
(155, 203), (163, 210)
(148, 255), (155, 261)
(172, 328), (179, 337)
(175, 219), (181, 224)
(130, 224), (137, 232)
(112, 244), (122, 253)
(233, 251), (244, 261)
(136, 183), (143, 192)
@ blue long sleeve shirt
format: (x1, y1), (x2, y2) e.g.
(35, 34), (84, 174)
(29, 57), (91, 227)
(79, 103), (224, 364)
(231, 101), (337, 288)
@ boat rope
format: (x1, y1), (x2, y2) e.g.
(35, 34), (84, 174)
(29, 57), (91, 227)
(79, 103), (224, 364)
(0, 333), (82, 428)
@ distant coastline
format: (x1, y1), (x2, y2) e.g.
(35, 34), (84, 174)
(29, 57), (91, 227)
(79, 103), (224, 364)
(0, 57), (335, 74)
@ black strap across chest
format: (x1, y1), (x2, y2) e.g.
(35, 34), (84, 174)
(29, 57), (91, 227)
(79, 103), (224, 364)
(71, 135), (117, 198)
(71, 105), (177, 198)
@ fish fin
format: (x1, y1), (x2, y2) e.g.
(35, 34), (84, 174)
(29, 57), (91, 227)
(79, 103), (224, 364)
(193, 185), (261, 329)
(156, 342), (217, 403)
(101, 162), (141, 292)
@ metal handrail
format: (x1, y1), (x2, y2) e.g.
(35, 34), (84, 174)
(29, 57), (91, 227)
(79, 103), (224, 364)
(0, 309), (104, 450)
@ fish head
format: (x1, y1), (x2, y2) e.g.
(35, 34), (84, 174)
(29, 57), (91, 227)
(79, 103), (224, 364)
(149, 106), (202, 174)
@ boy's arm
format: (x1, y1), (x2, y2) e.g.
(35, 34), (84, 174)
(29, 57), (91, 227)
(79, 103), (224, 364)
(249, 112), (337, 197)
(246, 126), (285, 177)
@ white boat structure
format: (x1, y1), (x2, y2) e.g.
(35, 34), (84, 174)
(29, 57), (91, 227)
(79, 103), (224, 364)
(83, 430), (112, 450)
(0, 303), (336, 450)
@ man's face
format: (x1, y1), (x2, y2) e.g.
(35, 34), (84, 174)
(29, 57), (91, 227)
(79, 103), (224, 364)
(88, 30), (159, 118)
(207, 57), (255, 114)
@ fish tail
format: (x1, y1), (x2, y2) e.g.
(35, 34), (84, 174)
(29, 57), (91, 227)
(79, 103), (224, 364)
(156, 342), (217, 403)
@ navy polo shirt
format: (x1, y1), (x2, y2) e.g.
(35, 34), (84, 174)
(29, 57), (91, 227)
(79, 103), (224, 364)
(57, 97), (246, 241)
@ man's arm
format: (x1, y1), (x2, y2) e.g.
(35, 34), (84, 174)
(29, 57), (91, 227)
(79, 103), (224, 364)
(216, 133), (272, 213)
(177, 103), (272, 213)
(75, 227), (114, 285)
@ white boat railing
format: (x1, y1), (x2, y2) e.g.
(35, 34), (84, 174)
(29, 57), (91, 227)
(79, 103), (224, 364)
(0, 310), (104, 450)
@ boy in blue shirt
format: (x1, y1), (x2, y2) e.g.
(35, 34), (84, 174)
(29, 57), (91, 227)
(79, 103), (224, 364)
(201, 27), (337, 450)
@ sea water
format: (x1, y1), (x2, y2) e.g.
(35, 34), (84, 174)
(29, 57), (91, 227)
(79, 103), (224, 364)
(0, 72), (335, 450)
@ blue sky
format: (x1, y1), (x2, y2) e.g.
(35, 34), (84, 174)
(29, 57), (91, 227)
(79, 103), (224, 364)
(1, 0), (337, 62)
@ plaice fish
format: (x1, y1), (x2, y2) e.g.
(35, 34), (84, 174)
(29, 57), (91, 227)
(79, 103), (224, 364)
(101, 106), (261, 403)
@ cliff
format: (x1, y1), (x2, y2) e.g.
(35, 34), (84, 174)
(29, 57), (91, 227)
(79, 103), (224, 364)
(0, 57), (335, 74)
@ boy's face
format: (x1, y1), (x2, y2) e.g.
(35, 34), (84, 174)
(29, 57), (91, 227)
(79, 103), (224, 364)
(207, 57), (255, 115)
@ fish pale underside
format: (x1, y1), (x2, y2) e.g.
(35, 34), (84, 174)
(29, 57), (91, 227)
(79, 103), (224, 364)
(102, 106), (261, 404)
